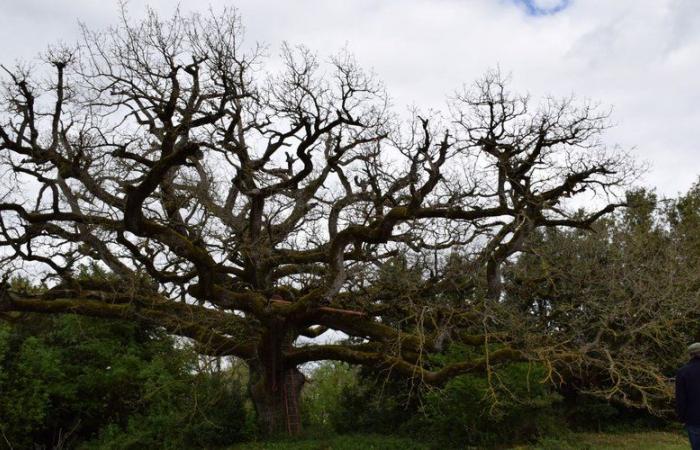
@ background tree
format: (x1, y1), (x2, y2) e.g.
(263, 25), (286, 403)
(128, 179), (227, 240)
(0, 8), (633, 434)
(504, 184), (700, 413)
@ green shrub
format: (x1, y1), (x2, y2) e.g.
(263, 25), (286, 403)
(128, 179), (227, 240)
(82, 371), (249, 449)
(0, 314), (248, 449)
(332, 370), (423, 437)
(330, 345), (565, 448)
(301, 361), (358, 434)
(418, 360), (564, 447)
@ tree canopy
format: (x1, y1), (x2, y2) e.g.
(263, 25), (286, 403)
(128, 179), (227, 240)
(0, 8), (638, 433)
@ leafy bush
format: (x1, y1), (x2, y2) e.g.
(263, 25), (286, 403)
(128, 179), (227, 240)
(301, 361), (358, 433)
(418, 360), (564, 447)
(327, 345), (564, 448)
(83, 369), (250, 450)
(0, 314), (248, 449)
(332, 369), (423, 437)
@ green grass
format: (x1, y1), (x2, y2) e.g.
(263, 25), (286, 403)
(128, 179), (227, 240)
(228, 431), (689, 449)
(521, 431), (688, 450)
(229, 434), (430, 450)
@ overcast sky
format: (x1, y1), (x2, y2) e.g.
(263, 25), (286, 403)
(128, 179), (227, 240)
(1, 0), (698, 196)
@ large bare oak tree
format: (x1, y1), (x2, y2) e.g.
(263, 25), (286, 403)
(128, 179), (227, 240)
(0, 9), (633, 434)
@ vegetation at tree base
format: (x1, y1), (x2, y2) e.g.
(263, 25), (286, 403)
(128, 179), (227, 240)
(0, 313), (249, 449)
(303, 359), (673, 448)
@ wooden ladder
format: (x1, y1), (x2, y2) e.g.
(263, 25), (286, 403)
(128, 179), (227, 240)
(282, 370), (301, 435)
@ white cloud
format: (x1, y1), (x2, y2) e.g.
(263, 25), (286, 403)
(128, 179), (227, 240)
(1, 0), (698, 195)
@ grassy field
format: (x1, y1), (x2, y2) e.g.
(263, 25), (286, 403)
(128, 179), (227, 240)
(230, 434), (428, 450)
(524, 431), (688, 450)
(230, 431), (689, 449)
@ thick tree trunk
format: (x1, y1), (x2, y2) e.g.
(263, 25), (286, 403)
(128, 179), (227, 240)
(248, 326), (305, 436)
(249, 365), (305, 436)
